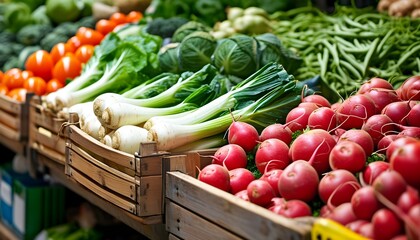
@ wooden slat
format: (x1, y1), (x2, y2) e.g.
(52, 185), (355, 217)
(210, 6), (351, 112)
(166, 172), (313, 240)
(67, 166), (137, 214)
(137, 175), (162, 216)
(0, 108), (19, 129)
(168, 233), (181, 240)
(30, 98), (65, 133)
(0, 95), (20, 114)
(68, 148), (136, 200)
(166, 201), (242, 240)
(0, 124), (19, 141)
(31, 126), (66, 153)
(137, 155), (166, 176)
(67, 125), (134, 170)
(32, 143), (66, 165)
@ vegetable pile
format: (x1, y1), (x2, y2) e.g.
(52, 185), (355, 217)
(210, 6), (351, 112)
(272, 6), (420, 97)
(378, 0), (420, 18)
(198, 75), (420, 239)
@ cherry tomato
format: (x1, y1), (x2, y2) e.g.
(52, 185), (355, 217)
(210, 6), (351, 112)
(23, 76), (47, 96)
(52, 55), (82, 84)
(95, 19), (117, 35)
(7, 88), (27, 102)
(3, 68), (24, 89)
(50, 43), (75, 64)
(0, 83), (8, 95)
(25, 50), (54, 80)
(67, 36), (82, 50)
(76, 28), (104, 46)
(21, 70), (34, 80)
(0, 71), (4, 83)
(45, 78), (64, 94)
(75, 45), (94, 64)
(109, 12), (127, 25)
(126, 11), (143, 23)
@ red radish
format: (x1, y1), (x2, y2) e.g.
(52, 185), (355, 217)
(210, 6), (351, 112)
(398, 126), (420, 139)
(358, 77), (394, 94)
(255, 139), (290, 174)
(407, 103), (420, 127)
(247, 179), (276, 206)
(386, 136), (418, 160)
(289, 129), (336, 174)
(364, 88), (400, 113)
(229, 168), (255, 194)
(260, 168), (283, 196)
(319, 205), (332, 217)
(346, 220), (370, 233)
(278, 160), (319, 202)
(285, 102), (318, 132)
(336, 94), (376, 130)
(377, 134), (400, 154)
(331, 102), (341, 111)
(391, 235), (408, 240)
(382, 101), (411, 125)
(329, 141), (366, 173)
(269, 199), (312, 218)
(266, 197), (286, 209)
(362, 114), (396, 146)
(372, 208), (403, 240)
(327, 202), (358, 226)
(307, 107), (337, 131)
(302, 94), (331, 108)
(358, 223), (374, 239)
(318, 169), (360, 206)
(212, 144), (247, 170)
(407, 203), (420, 239)
(373, 170), (407, 204)
(259, 123), (293, 145)
(198, 164), (230, 192)
(234, 189), (250, 201)
(397, 187), (420, 214)
(362, 161), (390, 185)
(390, 141), (420, 189)
(397, 75), (420, 100)
(351, 186), (382, 221)
(228, 121), (259, 152)
(338, 129), (374, 158)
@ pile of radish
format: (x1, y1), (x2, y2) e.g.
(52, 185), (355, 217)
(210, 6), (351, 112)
(197, 75), (420, 239)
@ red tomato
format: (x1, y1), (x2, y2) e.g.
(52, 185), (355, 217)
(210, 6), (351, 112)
(25, 50), (54, 80)
(50, 43), (75, 64)
(7, 88), (27, 102)
(76, 28), (104, 46)
(21, 70), (33, 80)
(45, 78), (64, 94)
(126, 11), (143, 23)
(109, 12), (127, 25)
(0, 71), (4, 83)
(3, 68), (24, 89)
(0, 83), (8, 95)
(52, 55), (82, 84)
(95, 19), (117, 35)
(67, 36), (82, 50)
(23, 76), (47, 96)
(75, 45), (94, 63)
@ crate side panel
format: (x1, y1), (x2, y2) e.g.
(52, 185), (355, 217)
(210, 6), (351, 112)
(137, 175), (162, 217)
(166, 201), (242, 240)
(166, 172), (312, 240)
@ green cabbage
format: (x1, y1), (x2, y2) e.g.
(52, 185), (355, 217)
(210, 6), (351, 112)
(179, 31), (217, 72)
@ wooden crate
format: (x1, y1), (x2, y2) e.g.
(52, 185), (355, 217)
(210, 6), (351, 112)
(64, 114), (172, 222)
(28, 97), (67, 164)
(0, 94), (31, 153)
(164, 151), (314, 240)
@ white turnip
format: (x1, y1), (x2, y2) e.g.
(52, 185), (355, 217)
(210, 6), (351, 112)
(212, 144), (248, 170)
(228, 121), (259, 152)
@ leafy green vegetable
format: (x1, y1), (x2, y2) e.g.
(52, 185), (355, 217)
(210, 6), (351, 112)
(3, 56), (20, 71)
(18, 45), (41, 68)
(172, 21), (212, 42)
(0, 31), (16, 44)
(178, 31), (217, 72)
(40, 32), (69, 51)
(158, 43), (181, 73)
(31, 5), (51, 25)
(145, 17), (189, 39)
(52, 22), (79, 37)
(17, 24), (53, 46)
(213, 34), (258, 79)
(45, 0), (82, 24)
(3, 2), (34, 32)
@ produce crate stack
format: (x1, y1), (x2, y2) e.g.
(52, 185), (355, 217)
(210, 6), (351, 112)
(164, 150), (314, 240)
(28, 96), (67, 167)
(64, 113), (170, 221)
(0, 94), (32, 154)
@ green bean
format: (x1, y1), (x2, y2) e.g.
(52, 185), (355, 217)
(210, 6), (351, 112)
(396, 43), (420, 69)
(363, 38), (379, 74)
(343, 15), (369, 31)
(321, 40), (340, 67)
(340, 60), (363, 79)
(333, 36), (357, 49)
(337, 47), (365, 73)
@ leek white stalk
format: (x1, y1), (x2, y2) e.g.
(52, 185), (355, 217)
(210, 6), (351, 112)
(98, 125), (113, 140)
(101, 134), (114, 147)
(112, 125), (150, 154)
(170, 134), (227, 153)
(101, 102), (196, 129)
